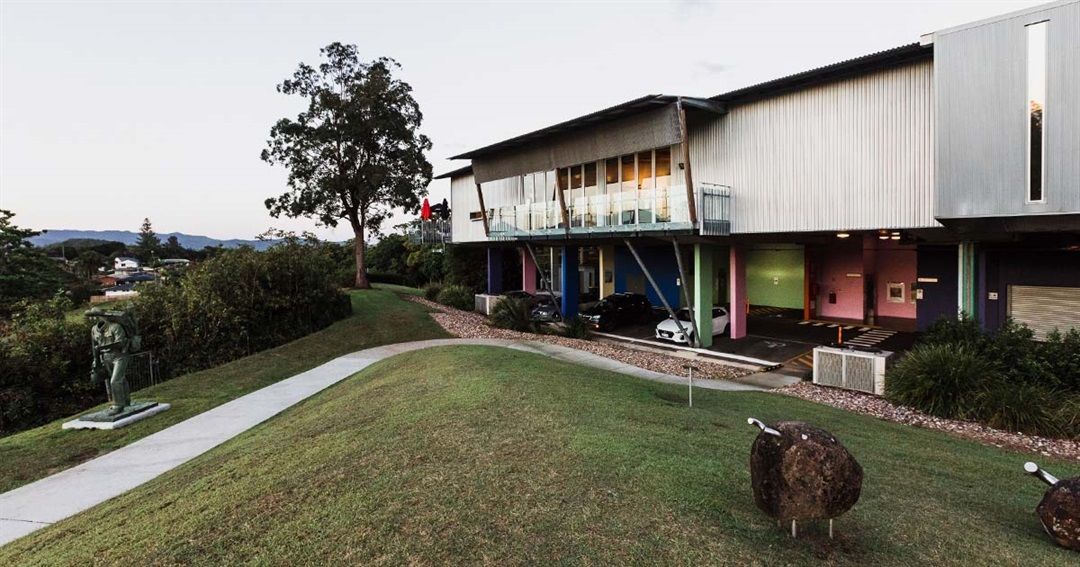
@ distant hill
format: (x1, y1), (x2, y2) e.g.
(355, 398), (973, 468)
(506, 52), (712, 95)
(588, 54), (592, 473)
(28, 230), (279, 251)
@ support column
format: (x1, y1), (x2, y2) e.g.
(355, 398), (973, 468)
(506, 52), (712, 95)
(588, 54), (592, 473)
(521, 248), (537, 294)
(560, 245), (580, 319)
(599, 245), (615, 299)
(958, 241), (977, 319)
(486, 248), (503, 295)
(694, 244), (716, 347)
(729, 245), (747, 339)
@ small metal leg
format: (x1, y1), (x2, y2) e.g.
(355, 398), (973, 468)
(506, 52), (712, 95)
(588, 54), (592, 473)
(829, 519), (834, 539)
(791, 519), (797, 538)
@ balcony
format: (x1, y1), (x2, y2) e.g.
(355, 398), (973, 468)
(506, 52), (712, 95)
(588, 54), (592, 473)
(488, 183), (730, 240)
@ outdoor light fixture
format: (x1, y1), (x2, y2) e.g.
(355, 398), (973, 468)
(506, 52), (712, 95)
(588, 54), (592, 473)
(836, 232), (850, 239)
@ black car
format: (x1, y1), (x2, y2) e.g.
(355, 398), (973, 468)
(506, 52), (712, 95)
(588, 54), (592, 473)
(578, 293), (653, 332)
(529, 293), (562, 322)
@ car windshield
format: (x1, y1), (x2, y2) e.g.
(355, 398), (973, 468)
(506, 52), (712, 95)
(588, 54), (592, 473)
(675, 309), (692, 322)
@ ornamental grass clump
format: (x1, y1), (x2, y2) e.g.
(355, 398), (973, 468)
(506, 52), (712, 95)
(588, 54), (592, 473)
(885, 344), (989, 419)
(488, 297), (534, 333)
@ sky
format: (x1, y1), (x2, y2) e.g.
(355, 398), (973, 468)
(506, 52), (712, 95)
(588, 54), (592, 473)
(0, 0), (1045, 241)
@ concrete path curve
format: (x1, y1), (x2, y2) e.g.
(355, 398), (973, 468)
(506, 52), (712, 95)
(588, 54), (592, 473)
(0, 338), (763, 546)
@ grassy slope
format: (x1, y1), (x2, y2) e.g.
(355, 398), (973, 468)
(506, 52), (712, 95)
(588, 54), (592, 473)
(0, 288), (447, 493)
(7, 346), (1076, 566)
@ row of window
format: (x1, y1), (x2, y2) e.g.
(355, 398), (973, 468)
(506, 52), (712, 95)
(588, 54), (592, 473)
(518, 147), (677, 204)
(1026, 20), (1047, 203)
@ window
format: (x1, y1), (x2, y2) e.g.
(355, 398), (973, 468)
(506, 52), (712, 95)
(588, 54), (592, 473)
(1027, 20), (1048, 203)
(620, 155), (636, 192)
(637, 151), (653, 191)
(655, 148), (672, 190)
(469, 211), (484, 221)
(887, 282), (905, 303)
(604, 157), (619, 189)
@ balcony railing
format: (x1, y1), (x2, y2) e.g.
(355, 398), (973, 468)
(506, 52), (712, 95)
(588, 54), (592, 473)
(409, 219), (452, 244)
(488, 184), (730, 239)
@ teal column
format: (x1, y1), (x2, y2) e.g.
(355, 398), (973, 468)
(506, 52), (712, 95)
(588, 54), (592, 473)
(694, 244), (715, 347)
(958, 241), (977, 319)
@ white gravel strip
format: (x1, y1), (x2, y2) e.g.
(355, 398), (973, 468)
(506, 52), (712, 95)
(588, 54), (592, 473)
(779, 382), (1080, 461)
(407, 296), (750, 381)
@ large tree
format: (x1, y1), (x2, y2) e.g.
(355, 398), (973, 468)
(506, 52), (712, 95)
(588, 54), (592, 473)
(0, 209), (65, 313)
(262, 43), (433, 288)
(134, 217), (161, 263)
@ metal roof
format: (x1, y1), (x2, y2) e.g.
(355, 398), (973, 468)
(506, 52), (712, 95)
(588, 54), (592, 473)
(432, 164), (473, 180)
(710, 43), (932, 104)
(450, 95), (723, 160)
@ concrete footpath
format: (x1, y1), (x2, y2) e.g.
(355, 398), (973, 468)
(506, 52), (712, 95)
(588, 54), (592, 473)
(0, 338), (766, 546)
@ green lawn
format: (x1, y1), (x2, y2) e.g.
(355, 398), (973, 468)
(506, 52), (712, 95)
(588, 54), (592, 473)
(0, 288), (447, 493)
(6, 346), (1076, 565)
(371, 282), (426, 296)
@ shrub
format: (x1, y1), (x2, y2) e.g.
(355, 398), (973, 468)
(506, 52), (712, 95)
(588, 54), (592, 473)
(972, 380), (1064, 436)
(885, 344), (992, 419)
(922, 315), (985, 350)
(1041, 328), (1080, 393)
(556, 317), (592, 340)
(0, 295), (97, 434)
(489, 297), (534, 332)
(422, 282), (444, 301)
(135, 237), (351, 377)
(436, 284), (474, 311)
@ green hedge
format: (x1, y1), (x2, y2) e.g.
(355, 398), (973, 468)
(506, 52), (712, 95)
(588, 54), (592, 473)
(436, 284), (474, 311)
(886, 316), (1080, 438)
(0, 238), (351, 435)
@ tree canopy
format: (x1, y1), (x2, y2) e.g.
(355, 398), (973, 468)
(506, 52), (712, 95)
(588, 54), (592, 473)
(134, 218), (161, 263)
(262, 43), (433, 288)
(0, 210), (66, 314)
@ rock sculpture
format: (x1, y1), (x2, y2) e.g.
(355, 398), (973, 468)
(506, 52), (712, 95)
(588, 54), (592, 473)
(747, 417), (863, 538)
(1024, 462), (1080, 552)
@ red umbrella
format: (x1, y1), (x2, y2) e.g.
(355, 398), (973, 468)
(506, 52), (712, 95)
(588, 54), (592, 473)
(421, 198), (431, 220)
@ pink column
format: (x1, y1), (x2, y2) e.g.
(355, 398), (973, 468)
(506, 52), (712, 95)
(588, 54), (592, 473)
(521, 249), (537, 294)
(729, 245), (747, 339)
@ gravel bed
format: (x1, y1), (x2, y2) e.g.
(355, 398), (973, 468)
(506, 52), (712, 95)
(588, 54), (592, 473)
(406, 296), (750, 381)
(779, 381), (1080, 461)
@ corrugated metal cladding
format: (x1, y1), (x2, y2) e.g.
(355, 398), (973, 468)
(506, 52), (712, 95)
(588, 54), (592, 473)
(689, 59), (936, 234)
(471, 106), (681, 183)
(934, 1), (1080, 219)
(449, 172), (523, 243)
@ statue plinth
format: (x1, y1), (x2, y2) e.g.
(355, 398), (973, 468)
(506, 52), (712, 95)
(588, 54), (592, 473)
(63, 401), (171, 430)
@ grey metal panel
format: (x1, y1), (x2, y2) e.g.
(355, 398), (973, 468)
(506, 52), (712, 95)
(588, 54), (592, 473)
(690, 59), (936, 234)
(471, 106), (682, 184)
(935, 0), (1080, 219)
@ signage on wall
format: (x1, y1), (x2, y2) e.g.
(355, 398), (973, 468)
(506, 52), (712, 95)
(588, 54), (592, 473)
(846, 273), (861, 278)
(917, 277), (939, 283)
(988, 291), (999, 300)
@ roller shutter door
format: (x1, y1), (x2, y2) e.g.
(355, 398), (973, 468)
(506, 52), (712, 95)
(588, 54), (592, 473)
(1007, 285), (1080, 340)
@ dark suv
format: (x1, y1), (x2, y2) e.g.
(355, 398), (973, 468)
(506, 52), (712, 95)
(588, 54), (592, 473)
(578, 293), (653, 332)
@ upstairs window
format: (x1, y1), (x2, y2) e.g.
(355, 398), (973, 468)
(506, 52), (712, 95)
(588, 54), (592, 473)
(1026, 20), (1048, 203)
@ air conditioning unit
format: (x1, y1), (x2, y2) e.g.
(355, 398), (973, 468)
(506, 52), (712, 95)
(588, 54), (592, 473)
(474, 294), (501, 315)
(812, 345), (893, 395)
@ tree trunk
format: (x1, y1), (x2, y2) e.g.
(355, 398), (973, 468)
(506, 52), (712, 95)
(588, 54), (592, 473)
(352, 222), (370, 289)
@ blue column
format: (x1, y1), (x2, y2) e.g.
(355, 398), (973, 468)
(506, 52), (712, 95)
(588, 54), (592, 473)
(486, 248), (503, 295)
(560, 245), (580, 319)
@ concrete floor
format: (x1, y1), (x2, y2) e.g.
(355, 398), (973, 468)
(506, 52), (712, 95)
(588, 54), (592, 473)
(600, 306), (918, 370)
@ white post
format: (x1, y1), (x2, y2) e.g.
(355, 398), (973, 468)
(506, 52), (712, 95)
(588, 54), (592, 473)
(687, 365), (694, 407)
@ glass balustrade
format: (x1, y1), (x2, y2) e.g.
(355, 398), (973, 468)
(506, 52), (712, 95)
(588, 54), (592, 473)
(487, 184), (718, 239)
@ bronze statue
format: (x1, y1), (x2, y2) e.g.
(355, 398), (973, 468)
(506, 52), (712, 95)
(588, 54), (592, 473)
(87, 308), (141, 415)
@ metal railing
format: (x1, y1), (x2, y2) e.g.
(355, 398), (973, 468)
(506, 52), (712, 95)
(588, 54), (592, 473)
(125, 351), (167, 394)
(487, 183), (733, 239)
(698, 183), (732, 236)
(409, 219), (452, 245)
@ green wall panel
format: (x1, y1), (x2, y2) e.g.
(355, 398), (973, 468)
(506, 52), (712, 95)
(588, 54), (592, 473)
(746, 248), (804, 309)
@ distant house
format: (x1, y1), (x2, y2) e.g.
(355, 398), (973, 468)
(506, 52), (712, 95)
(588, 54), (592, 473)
(117, 273), (156, 284)
(114, 257), (141, 271)
(160, 258), (190, 266)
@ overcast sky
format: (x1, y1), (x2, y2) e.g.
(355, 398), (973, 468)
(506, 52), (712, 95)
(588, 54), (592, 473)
(0, 0), (1042, 241)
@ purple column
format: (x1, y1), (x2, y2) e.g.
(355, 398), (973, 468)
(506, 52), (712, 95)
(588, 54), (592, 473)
(729, 245), (747, 339)
(486, 248), (503, 295)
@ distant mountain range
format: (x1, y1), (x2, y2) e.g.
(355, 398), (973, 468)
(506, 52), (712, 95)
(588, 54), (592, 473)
(28, 229), (279, 251)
